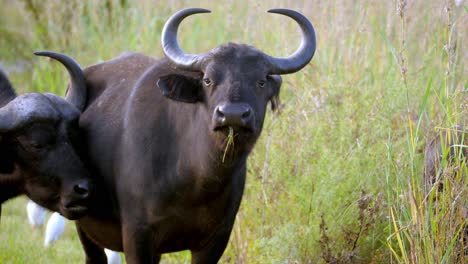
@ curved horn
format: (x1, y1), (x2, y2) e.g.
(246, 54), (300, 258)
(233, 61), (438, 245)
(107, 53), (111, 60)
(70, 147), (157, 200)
(266, 9), (316, 74)
(161, 8), (211, 71)
(0, 70), (17, 108)
(34, 51), (87, 111)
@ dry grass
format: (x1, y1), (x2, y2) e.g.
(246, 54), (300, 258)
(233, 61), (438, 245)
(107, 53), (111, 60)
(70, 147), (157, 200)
(0, 0), (466, 263)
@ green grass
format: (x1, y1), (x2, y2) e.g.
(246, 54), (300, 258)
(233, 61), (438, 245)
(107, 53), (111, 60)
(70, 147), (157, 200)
(1, 0), (467, 263)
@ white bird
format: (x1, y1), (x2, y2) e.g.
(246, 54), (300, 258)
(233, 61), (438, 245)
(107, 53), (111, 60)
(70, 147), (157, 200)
(26, 200), (47, 228)
(105, 249), (122, 264)
(44, 212), (66, 247)
(25, 205), (118, 261)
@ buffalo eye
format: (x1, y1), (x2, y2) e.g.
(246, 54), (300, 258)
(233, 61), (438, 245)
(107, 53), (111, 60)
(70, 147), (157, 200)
(257, 80), (266, 88)
(14, 138), (45, 153)
(203, 78), (212, 86)
(19, 139), (51, 152)
(15, 126), (57, 152)
(29, 141), (46, 149)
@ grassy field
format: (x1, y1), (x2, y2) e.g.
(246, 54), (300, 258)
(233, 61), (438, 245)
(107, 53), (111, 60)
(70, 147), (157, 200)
(0, 0), (466, 263)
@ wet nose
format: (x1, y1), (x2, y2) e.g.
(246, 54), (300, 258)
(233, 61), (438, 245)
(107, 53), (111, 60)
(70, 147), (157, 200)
(214, 103), (253, 128)
(73, 181), (90, 199)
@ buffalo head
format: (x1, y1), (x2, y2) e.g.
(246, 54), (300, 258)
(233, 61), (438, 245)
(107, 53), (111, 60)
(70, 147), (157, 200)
(157, 8), (316, 150)
(0, 52), (91, 220)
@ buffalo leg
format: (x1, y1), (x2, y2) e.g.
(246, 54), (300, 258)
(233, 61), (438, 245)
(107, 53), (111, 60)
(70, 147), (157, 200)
(76, 223), (107, 264)
(153, 255), (162, 263)
(190, 229), (232, 264)
(122, 223), (160, 264)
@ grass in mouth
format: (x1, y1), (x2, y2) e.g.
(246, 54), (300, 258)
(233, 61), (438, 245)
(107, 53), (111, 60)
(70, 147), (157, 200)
(222, 127), (235, 163)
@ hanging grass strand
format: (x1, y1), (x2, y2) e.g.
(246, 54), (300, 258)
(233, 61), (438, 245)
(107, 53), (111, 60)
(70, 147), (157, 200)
(222, 127), (235, 163)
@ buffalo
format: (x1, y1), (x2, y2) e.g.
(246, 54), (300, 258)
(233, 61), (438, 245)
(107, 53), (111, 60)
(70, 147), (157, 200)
(0, 54), (93, 220)
(424, 126), (467, 256)
(424, 126), (467, 191)
(37, 8), (316, 263)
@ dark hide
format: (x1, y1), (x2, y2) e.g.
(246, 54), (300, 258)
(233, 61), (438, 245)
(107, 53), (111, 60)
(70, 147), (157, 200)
(0, 69), (93, 220)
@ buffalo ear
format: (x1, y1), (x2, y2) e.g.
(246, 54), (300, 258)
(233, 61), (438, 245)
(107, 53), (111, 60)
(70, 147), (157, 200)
(267, 75), (282, 112)
(157, 74), (203, 103)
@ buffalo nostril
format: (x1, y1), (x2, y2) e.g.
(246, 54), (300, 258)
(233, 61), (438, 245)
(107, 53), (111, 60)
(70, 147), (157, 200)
(242, 108), (251, 119)
(73, 182), (89, 198)
(215, 106), (226, 123)
(216, 107), (225, 117)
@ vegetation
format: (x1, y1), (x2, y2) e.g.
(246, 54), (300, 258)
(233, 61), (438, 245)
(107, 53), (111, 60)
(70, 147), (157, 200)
(0, 0), (466, 263)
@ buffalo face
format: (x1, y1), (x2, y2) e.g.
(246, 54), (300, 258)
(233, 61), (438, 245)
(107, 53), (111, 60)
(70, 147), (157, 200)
(158, 44), (282, 149)
(0, 53), (92, 220)
(203, 45), (283, 138)
(0, 94), (92, 219)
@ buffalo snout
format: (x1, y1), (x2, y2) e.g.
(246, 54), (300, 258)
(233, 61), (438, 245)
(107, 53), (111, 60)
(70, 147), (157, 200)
(213, 102), (255, 132)
(61, 178), (93, 220)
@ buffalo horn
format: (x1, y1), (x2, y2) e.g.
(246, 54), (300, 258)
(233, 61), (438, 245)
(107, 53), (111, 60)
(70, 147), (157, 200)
(34, 51), (87, 111)
(0, 70), (17, 132)
(161, 8), (211, 71)
(0, 70), (17, 108)
(266, 9), (316, 75)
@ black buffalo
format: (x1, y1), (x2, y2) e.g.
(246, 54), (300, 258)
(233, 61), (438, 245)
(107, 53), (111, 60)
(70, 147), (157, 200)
(38, 8), (316, 263)
(424, 126), (467, 191)
(424, 127), (467, 256)
(0, 54), (93, 220)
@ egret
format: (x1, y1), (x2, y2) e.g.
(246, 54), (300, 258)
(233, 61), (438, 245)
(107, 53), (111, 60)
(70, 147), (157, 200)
(44, 212), (66, 247)
(26, 200), (47, 228)
(105, 249), (122, 264)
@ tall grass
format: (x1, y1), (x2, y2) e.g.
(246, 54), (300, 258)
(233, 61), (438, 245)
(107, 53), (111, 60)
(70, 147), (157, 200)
(0, 0), (466, 263)
(385, 1), (467, 262)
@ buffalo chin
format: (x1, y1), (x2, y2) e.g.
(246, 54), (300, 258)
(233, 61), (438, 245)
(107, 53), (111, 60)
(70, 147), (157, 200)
(212, 126), (257, 154)
(61, 198), (90, 220)
(60, 205), (88, 220)
(214, 126), (256, 144)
